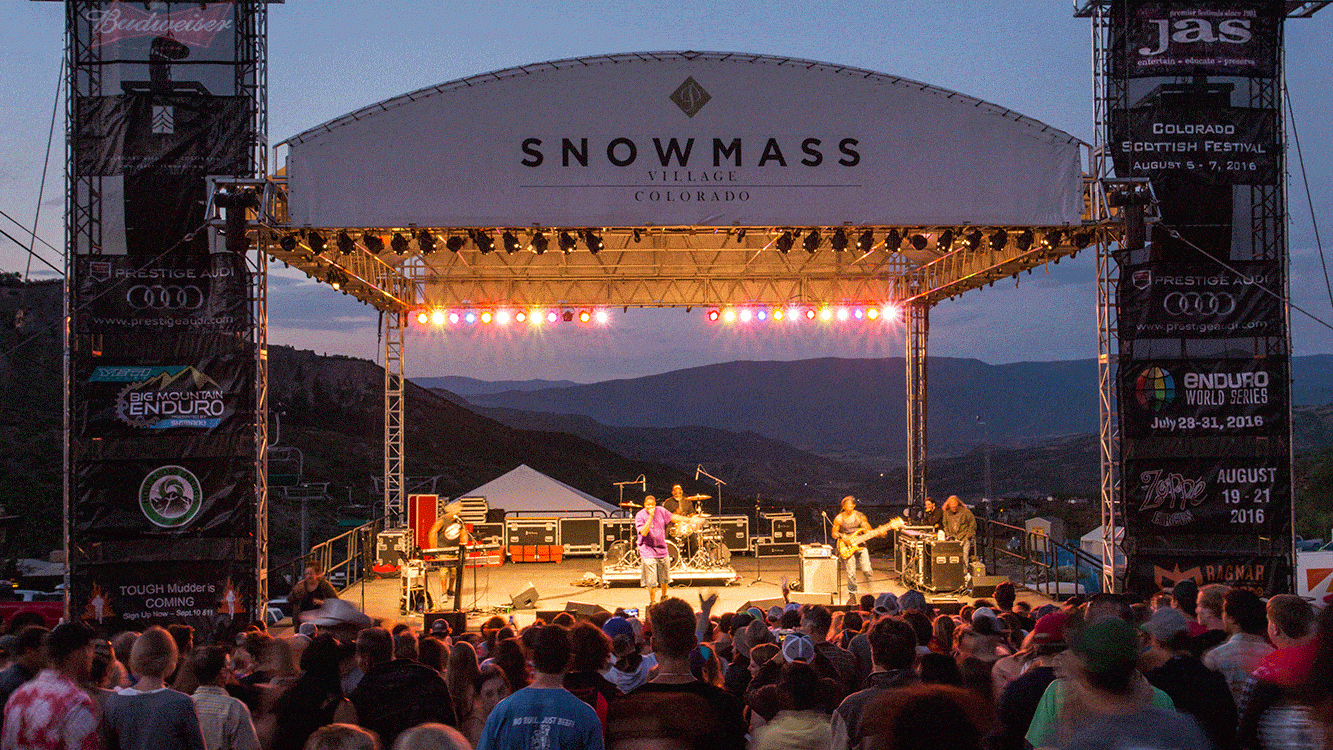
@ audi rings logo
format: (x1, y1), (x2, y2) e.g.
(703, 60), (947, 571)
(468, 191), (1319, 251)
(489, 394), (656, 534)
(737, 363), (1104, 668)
(126, 285), (205, 310)
(1162, 291), (1236, 317)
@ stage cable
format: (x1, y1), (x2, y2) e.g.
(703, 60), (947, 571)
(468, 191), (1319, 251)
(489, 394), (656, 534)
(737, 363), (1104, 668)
(1284, 83), (1332, 314)
(1156, 224), (1333, 334)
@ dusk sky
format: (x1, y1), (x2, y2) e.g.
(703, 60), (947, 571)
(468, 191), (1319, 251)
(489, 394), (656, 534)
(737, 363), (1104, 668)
(2, 2), (1329, 382)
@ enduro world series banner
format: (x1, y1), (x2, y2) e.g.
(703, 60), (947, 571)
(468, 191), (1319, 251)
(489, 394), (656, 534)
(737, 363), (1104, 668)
(1109, 0), (1292, 595)
(67, 1), (257, 637)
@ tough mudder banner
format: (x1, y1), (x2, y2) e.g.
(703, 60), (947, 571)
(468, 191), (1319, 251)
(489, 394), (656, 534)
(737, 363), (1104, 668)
(1126, 550), (1288, 596)
(73, 254), (248, 334)
(1120, 357), (1287, 439)
(1123, 456), (1289, 536)
(71, 558), (255, 643)
(1109, 106), (1278, 185)
(1110, 0), (1283, 79)
(1118, 260), (1284, 338)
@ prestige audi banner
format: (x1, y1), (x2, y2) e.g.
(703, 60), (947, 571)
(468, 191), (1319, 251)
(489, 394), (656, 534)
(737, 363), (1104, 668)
(284, 52), (1085, 229)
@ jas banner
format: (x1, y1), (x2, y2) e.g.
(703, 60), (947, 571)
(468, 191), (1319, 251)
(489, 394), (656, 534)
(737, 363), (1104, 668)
(1120, 357), (1287, 438)
(1108, 106), (1278, 185)
(74, 253), (249, 334)
(70, 558), (254, 643)
(1126, 550), (1288, 596)
(1118, 260), (1284, 338)
(74, 457), (255, 541)
(76, 351), (253, 439)
(1123, 456), (1288, 536)
(75, 93), (252, 178)
(1110, 0), (1282, 79)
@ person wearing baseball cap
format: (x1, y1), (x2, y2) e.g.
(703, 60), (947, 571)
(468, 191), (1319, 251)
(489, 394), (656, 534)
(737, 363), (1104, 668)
(1141, 609), (1238, 750)
(994, 612), (1067, 750)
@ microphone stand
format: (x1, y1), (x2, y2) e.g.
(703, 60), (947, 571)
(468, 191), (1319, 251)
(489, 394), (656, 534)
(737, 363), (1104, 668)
(695, 465), (727, 517)
(614, 475), (647, 518)
(754, 497), (764, 584)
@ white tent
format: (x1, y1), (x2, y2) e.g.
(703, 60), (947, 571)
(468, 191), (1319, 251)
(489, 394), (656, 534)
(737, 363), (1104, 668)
(1081, 525), (1126, 572)
(458, 464), (620, 517)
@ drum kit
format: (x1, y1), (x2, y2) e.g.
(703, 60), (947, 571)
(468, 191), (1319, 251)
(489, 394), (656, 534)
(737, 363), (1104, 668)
(612, 494), (731, 570)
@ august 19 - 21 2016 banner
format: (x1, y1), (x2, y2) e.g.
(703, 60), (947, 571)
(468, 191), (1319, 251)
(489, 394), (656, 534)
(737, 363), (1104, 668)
(1110, 0), (1282, 79)
(1120, 357), (1286, 439)
(1118, 260), (1283, 339)
(1124, 456), (1288, 536)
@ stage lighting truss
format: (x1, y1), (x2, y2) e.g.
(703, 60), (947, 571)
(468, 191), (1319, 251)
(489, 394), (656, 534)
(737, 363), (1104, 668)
(408, 306), (614, 329)
(264, 222), (1113, 314)
(703, 303), (902, 326)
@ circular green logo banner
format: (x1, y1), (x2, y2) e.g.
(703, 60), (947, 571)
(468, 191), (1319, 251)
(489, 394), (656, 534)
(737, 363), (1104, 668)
(139, 465), (204, 529)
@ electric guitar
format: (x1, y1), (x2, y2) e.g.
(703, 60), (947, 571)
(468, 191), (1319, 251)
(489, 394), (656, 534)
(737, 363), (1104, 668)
(837, 517), (904, 559)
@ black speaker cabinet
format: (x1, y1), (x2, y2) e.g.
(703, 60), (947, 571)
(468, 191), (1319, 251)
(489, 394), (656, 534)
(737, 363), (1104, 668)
(971, 575), (1010, 598)
(757, 542), (799, 557)
(563, 601), (611, 619)
(510, 582), (539, 610)
(925, 540), (965, 591)
(424, 611), (467, 636)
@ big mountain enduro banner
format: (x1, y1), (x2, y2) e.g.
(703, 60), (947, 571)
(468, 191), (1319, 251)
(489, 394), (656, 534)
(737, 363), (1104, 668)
(68, 0), (258, 631)
(1110, 0), (1282, 78)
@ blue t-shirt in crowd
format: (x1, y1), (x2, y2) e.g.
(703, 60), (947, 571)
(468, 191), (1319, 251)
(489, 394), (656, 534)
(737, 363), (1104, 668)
(635, 507), (672, 559)
(477, 686), (603, 750)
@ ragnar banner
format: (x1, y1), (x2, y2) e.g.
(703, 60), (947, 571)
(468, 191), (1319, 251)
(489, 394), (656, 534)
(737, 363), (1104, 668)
(1126, 550), (1288, 596)
(1119, 357), (1287, 439)
(1109, 106), (1278, 185)
(1123, 456), (1289, 536)
(1110, 0), (1283, 79)
(1118, 261), (1284, 339)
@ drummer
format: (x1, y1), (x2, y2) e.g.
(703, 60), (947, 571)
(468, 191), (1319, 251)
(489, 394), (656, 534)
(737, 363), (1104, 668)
(664, 484), (697, 515)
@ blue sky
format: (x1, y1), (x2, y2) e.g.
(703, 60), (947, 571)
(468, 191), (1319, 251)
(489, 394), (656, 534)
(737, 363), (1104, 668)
(2, 1), (1329, 381)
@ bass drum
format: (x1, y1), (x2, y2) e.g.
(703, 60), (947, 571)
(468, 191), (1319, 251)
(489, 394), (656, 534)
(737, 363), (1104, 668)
(666, 540), (682, 570)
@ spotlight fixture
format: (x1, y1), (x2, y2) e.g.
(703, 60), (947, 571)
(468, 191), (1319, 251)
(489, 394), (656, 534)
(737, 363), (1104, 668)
(515, 310), (528, 323)
(336, 231), (356, 255)
(937, 230), (954, 251)
(803, 230), (822, 253)
(583, 230), (604, 254)
(558, 231), (578, 254)
(562, 309), (574, 322)
(480, 311), (493, 324)
(964, 229), (983, 250)
(775, 231), (795, 254)
(446, 235), (465, 252)
(909, 234), (928, 251)
(529, 232), (548, 254)
(633, 228), (642, 243)
(989, 229), (1008, 251)
(578, 310), (592, 323)
(391, 232), (410, 255)
(830, 229), (848, 252)
(1015, 229), (1034, 251)
(472, 231), (494, 254)
(1043, 229), (1065, 248)
(595, 310), (609, 324)
(546, 311), (558, 323)
(308, 231), (326, 255)
(431, 310), (446, 326)
(416, 311), (429, 325)
(279, 234), (298, 252)
(1072, 231), (1093, 249)
(502, 231), (521, 255)
(707, 309), (720, 322)
(772, 308), (785, 321)
(736, 228), (746, 242)
(416, 229), (436, 256)
(881, 229), (899, 252)
(866, 307), (880, 320)
(362, 233), (385, 254)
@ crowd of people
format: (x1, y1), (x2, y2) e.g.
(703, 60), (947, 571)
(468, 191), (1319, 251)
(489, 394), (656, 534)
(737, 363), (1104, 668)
(0, 576), (1330, 750)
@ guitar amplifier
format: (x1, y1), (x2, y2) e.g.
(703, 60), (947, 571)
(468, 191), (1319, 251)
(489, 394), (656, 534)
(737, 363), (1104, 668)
(924, 540), (966, 592)
(757, 541), (799, 557)
(801, 546), (837, 594)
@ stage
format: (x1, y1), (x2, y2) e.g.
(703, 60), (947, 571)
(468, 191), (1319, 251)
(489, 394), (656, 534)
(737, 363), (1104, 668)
(282, 553), (1057, 633)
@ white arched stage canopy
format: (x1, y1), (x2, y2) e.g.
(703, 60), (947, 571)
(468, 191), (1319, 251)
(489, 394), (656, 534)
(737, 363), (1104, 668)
(232, 51), (1126, 527)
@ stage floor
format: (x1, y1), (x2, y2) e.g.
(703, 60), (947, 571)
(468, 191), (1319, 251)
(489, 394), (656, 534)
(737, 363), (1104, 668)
(288, 553), (1058, 633)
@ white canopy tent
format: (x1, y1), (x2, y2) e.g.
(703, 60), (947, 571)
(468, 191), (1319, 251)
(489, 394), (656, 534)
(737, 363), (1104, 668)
(459, 464), (620, 518)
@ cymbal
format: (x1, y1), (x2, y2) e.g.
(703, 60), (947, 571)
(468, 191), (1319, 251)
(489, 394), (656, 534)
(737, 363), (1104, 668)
(686, 494), (711, 501)
(619, 502), (642, 508)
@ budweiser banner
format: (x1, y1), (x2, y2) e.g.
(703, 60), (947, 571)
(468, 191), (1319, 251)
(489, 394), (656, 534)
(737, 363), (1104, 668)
(70, 558), (254, 643)
(1126, 550), (1288, 596)
(76, 352), (253, 439)
(1118, 261), (1284, 338)
(1123, 456), (1289, 536)
(1109, 106), (1278, 185)
(74, 458), (255, 541)
(1120, 357), (1287, 438)
(73, 2), (242, 96)
(1110, 0), (1282, 79)
(74, 254), (249, 334)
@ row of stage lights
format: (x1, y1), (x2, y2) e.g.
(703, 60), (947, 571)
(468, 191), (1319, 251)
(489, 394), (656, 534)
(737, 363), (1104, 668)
(279, 226), (1095, 258)
(414, 308), (611, 327)
(706, 304), (901, 324)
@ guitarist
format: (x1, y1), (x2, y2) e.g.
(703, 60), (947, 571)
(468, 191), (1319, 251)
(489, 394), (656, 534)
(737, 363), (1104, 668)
(832, 496), (875, 598)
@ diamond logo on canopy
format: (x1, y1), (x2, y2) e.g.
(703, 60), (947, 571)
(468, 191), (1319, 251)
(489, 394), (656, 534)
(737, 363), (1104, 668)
(670, 77), (711, 118)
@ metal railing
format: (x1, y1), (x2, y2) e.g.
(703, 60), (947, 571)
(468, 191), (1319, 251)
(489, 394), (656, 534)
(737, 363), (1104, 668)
(265, 518), (382, 604)
(977, 518), (1105, 600)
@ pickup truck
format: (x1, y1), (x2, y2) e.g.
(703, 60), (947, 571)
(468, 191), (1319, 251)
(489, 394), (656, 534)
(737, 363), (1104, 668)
(0, 585), (63, 631)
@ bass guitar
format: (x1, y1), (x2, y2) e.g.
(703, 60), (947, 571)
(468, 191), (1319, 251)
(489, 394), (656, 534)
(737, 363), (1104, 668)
(836, 517), (904, 559)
